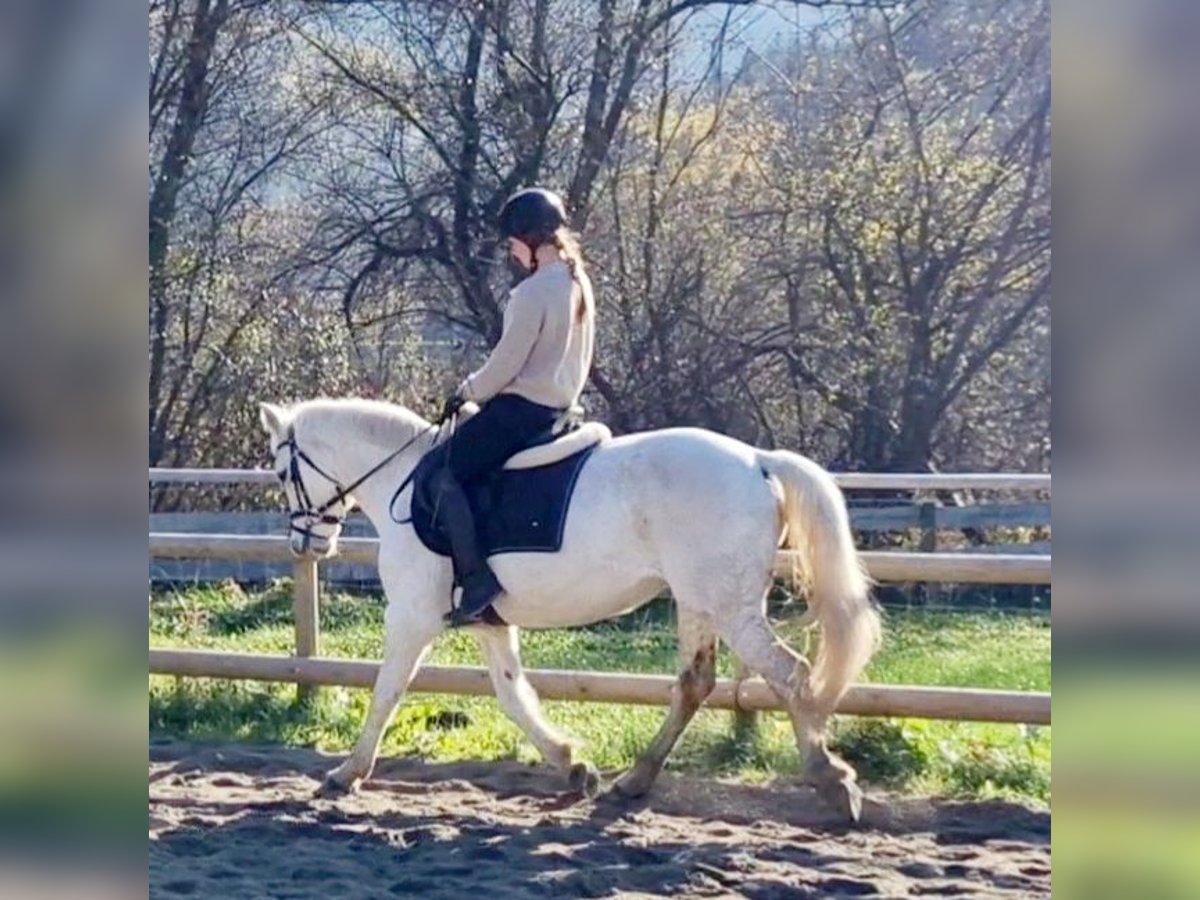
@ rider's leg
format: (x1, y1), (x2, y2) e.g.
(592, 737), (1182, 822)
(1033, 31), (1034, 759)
(429, 464), (504, 620)
(437, 394), (559, 625)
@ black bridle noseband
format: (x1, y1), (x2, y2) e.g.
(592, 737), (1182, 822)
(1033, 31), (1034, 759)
(275, 421), (437, 544)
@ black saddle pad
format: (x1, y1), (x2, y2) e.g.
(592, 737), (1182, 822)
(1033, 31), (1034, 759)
(410, 445), (597, 558)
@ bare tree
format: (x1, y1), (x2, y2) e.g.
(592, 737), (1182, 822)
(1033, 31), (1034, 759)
(149, 0), (231, 466)
(147, 0), (1049, 484)
(749, 0), (1050, 470)
(289, 1), (883, 360)
(149, 0), (341, 470)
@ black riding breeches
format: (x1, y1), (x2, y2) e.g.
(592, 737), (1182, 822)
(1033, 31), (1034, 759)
(427, 393), (562, 486)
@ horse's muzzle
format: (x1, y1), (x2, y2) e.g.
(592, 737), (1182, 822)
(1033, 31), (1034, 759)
(290, 531), (334, 560)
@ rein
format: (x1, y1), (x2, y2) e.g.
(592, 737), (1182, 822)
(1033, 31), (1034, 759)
(388, 409), (460, 525)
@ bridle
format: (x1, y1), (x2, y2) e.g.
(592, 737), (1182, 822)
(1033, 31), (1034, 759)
(274, 422), (436, 544)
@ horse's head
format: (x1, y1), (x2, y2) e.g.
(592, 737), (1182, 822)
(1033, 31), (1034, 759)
(259, 401), (351, 560)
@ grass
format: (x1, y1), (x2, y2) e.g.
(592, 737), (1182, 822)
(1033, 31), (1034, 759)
(149, 580), (1051, 804)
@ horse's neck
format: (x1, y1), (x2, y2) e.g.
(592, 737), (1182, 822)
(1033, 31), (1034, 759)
(311, 410), (434, 525)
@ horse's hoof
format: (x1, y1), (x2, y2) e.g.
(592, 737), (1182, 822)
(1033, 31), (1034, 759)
(567, 762), (601, 799)
(315, 778), (345, 799)
(316, 768), (359, 798)
(817, 778), (863, 824)
(611, 766), (654, 799)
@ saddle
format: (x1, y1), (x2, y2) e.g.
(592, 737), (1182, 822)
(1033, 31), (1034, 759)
(408, 403), (611, 559)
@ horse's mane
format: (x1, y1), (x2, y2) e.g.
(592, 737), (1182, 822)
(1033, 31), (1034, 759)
(290, 397), (429, 450)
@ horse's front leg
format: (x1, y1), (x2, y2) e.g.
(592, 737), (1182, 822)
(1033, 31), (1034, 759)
(474, 624), (599, 797)
(322, 587), (445, 794)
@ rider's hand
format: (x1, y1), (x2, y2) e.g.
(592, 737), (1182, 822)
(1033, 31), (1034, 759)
(440, 392), (465, 423)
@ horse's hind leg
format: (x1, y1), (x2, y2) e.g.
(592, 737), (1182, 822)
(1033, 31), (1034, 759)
(612, 611), (717, 798)
(475, 625), (599, 797)
(718, 596), (862, 821)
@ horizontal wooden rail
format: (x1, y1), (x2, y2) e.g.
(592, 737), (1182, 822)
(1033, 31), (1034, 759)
(150, 467), (1050, 492)
(149, 649), (1050, 725)
(150, 532), (378, 563)
(149, 533), (1050, 584)
(830, 551), (1050, 585)
(150, 504), (1050, 536)
(833, 473), (1050, 491)
(151, 467), (279, 485)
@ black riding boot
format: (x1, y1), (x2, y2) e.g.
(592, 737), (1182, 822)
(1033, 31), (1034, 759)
(429, 468), (505, 626)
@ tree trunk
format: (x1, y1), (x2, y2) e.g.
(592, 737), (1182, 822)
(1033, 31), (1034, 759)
(148, 0), (229, 465)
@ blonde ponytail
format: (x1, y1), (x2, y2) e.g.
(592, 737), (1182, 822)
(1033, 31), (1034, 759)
(553, 228), (589, 324)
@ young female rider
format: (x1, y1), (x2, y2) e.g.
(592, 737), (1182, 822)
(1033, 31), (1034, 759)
(430, 187), (595, 627)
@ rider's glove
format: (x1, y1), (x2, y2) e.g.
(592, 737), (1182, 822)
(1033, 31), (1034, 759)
(440, 392), (466, 423)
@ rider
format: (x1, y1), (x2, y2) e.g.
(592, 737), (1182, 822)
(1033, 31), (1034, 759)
(431, 187), (596, 627)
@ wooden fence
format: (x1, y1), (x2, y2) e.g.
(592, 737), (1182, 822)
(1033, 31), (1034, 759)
(149, 469), (1050, 585)
(149, 469), (1051, 724)
(150, 468), (1052, 491)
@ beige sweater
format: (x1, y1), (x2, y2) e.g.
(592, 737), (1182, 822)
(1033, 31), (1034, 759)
(461, 261), (595, 410)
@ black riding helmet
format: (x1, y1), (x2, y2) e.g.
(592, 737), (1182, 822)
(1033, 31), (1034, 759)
(497, 187), (568, 248)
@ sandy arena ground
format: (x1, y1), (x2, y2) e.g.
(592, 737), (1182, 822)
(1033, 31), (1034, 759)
(150, 739), (1050, 898)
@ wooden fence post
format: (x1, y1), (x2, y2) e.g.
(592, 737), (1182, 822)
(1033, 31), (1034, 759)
(292, 559), (320, 702)
(918, 502), (938, 553)
(917, 501), (938, 607)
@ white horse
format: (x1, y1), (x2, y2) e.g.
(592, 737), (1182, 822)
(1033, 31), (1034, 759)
(258, 397), (880, 820)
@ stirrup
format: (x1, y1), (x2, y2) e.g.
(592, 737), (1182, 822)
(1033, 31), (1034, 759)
(444, 572), (504, 627)
(444, 604), (489, 627)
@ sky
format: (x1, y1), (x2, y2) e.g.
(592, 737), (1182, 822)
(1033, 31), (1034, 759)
(679, 2), (835, 63)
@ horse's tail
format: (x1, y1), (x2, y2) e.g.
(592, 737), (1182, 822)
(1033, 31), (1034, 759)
(759, 450), (881, 711)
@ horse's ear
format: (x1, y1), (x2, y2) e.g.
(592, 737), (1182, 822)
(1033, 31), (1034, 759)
(259, 402), (287, 437)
